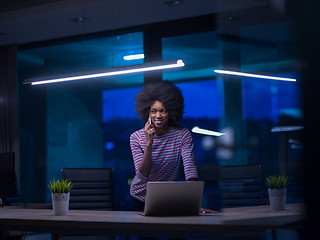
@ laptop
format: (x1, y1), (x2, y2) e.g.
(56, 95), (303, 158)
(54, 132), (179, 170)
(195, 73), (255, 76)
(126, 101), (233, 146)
(142, 181), (204, 216)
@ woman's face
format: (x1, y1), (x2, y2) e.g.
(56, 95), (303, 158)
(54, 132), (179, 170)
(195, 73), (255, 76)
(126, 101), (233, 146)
(149, 101), (170, 129)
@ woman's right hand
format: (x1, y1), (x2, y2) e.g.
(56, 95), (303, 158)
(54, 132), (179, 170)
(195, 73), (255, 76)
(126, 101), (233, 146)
(144, 120), (155, 145)
(139, 120), (154, 177)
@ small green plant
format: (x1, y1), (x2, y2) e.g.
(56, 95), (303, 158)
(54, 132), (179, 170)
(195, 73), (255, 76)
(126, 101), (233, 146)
(265, 175), (289, 189)
(48, 179), (73, 193)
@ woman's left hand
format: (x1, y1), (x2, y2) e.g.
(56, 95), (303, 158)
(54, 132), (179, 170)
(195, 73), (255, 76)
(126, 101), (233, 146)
(199, 208), (220, 214)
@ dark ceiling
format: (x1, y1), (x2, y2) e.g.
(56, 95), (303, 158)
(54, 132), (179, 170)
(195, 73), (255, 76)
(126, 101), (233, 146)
(0, 0), (290, 47)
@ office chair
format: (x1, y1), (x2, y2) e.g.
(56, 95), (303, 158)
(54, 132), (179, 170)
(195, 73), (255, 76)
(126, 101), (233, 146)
(219, 165), (266, 240)
(61, 168), (114, 240)
(219, 164), (265, 208)
(62, 168), (114, 211)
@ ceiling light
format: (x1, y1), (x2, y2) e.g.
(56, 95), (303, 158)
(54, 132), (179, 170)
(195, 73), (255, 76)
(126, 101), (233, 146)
(271, 126), (304, 133)
(225, 16), (240, 22)
(192, 126), (225, 137)
(23, 59), (185, 85)
(164, 0), (186, 7)
(123, 54), (145, 60)
(70, 17), (90, 23)
(214, 69), (296, 82)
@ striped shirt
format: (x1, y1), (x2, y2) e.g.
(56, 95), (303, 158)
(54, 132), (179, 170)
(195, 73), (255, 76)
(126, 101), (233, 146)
(129, 126), (198, 202)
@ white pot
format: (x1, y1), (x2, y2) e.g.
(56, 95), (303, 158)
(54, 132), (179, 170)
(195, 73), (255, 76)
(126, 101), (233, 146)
(51, 192), (70, 216)
(268, 188), (286, 211)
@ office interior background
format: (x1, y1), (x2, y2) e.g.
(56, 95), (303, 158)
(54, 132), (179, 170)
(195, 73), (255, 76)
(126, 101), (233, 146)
(1, 0), (319, 236)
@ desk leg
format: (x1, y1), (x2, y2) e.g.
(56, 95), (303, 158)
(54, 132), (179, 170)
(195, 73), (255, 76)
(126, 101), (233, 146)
(52, 232), (60, 240)
(272, 228), (277, 240)
(0, 230), (7, 240)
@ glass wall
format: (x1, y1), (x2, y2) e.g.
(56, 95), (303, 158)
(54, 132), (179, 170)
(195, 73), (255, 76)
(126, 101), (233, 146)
(102, 87), (142, 210)
(17, 5), (303, 211)
(18, 32), (144, 203)
(162, 31), (225, 166)
(161, 18), (302, 208)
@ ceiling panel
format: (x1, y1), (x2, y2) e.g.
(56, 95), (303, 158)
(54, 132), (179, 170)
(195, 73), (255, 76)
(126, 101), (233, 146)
(0, 0), (279, 46)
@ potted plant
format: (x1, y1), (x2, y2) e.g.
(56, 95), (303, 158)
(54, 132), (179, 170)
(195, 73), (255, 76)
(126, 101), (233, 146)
(48, 179), (73, 216)
(265, 175), (289, 211)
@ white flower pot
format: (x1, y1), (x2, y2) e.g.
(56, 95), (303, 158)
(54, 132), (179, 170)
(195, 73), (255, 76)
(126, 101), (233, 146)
(51, 192), (70, 216)
(268, 188), (286, 211)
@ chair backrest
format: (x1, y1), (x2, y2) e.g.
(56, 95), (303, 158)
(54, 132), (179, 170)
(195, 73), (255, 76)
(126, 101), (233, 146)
(197, 165), (220, 182)
(62, 168), (114, 210)
(219, 165), (264, 208)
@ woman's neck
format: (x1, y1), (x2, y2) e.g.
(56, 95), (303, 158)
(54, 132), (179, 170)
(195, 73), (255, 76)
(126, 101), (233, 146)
(155, 125), (172, 136)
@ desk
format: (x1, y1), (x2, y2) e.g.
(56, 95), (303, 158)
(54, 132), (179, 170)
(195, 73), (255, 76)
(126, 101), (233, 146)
(0, 204), (304, 239)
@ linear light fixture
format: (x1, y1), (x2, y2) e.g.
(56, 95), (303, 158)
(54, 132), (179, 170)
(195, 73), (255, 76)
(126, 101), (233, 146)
(23, 59), (185, 85)
(271, 126), (304, 133)
(192, 126), (225, 137)
(214, 69), (296, 82)
(123, 53), (145, 60)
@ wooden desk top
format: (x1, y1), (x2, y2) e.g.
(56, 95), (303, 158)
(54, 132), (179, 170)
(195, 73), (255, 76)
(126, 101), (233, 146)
(0, 203), (305, 238)
(221, 203), (305, 226)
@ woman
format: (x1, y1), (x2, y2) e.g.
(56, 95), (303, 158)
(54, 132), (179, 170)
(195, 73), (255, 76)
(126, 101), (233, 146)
(129, 81), (199, 211)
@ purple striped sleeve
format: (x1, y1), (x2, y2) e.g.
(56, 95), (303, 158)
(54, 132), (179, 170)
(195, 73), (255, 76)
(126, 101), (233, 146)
(181, 128), (198, 180)
(130, 132), (149, 181)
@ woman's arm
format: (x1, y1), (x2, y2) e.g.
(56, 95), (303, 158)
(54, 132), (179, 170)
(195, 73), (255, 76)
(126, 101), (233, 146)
(137, 120), (154, 178)
(181, 129), (199, 181)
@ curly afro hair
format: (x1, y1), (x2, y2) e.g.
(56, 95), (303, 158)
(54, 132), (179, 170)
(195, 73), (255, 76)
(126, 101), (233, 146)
(135, 81), (185, 124)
